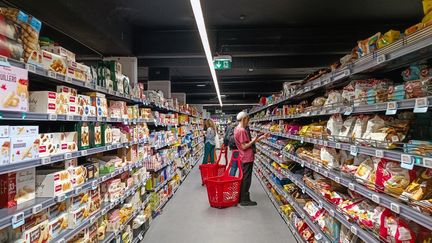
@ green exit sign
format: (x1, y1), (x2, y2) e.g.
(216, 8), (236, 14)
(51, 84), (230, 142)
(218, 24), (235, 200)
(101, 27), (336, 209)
(213, 55), (232, 70)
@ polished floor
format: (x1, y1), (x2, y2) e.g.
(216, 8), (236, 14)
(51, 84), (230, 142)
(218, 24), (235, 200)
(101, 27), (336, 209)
(143, 162), (296, 243)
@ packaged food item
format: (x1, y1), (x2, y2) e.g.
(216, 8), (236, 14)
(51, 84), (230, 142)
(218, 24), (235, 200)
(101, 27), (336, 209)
(10, 135), (39, 163)
(404, 78), (432, 98)
(362, 115), (386, 141)
(35, 169), (72, 197)
(0, 168), (35, 208)
(29, 91), (57, 114)
(0, 65), (29, 112)
(56, 85), (77, 97)
(89, 187), (101, 216)
(354, 80), (372, 106)
(342, 81), (355, 104)
(70, 192), (89, 211)
(61, 131), (78, 153)
(388, 85), (405, 101)
(9, 126), (38, 137)
(42, 45), (75, 61)
(0, 126), (9, 137)
(320, 147), (339, 169)
(375, 158), (416, 196)
(377, 30), (401, 49)
(41, 50), (67, 74)
(355, 157), (377, 187)
(91, 122), (103, 147)
(68, 165), (86, 187)
(352, 116), (369, 140)
(109, 101), (127, 119)
(107, 209), (121, 232)
(103, 123), (112, 145)
(0, 138), (10, 165)
(85, 92), (108, 117)
(402, 65), (421, 81)
(21, 220), (50, 243)
(401, 168), (432, 201)
(68, 204), (89, 228)
(311, 97), (326, 107)
(379, 209), (415, 243)
(47, 201), (68, 219)
(324, 90), (344, 106)
(326, 114), (343, 137)
(38, 133), (61, 157)
(76, 122), (90, 150)
(49, 213), (68, 239)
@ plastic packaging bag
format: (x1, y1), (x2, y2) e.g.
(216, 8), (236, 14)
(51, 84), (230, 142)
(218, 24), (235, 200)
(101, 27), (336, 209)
(320, 147), (340, 169)
(362, 115), (386, 141)
(352, 115), (370, 140)
(339, 116), (357, 141)
(326, 114), (343, 137)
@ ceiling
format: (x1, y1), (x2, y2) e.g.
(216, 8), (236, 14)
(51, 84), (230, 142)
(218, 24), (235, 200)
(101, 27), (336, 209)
(5, 0), (424, 113)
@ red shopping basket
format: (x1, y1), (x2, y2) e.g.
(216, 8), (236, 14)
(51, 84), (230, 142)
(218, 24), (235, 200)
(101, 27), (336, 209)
(199, 145), (228, 185)
(205, 150), (243, 208)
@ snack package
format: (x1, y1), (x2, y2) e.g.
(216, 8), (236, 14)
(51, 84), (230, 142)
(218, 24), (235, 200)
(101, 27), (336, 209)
(324, 90), (344, 106)
(0, 138), (10, 165)
(0, 168), (35, 208)
(354, 80), (372, 106)
(375, 158), (416, 196)
(42, 50), (67, 74)
(49, 213), (68, 239)
(377, 30), (401, 49)
(38, 133), (62, 157)
(404, 78), (432, 98)
(352, 116), (369, 140)
(355, 157), (377, 187)
(362, 115), (386, 140)
(10, 135), (39, 163)
(388, 84), (405, 101)
(91, 122), (103, 147)
(402, 65), (421, 81)
(0, 65), (28, 112)
(401, 168), (432, 201)
(76, 122), (90, 150)
(320, 147), (340, 169)
(35, 169), (73, 197)
(379, 209), (415, 243)
(29, 91), (57, 114)
(326, 114), (343, 137)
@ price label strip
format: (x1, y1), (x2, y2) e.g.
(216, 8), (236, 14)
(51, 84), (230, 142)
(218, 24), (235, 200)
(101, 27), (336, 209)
(386, 101), (398, 115)
(414, 97), (428, 113)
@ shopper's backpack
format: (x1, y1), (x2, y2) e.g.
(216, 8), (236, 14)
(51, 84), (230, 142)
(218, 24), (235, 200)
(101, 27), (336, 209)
(224, 125), (237, 149)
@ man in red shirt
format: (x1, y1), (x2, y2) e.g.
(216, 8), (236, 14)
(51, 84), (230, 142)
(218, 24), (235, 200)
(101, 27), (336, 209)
(234, 111), (265, 206)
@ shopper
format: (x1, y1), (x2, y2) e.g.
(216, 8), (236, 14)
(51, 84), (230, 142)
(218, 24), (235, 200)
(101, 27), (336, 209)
(234, 111), (265, 206)
(202, 119), (217, 164)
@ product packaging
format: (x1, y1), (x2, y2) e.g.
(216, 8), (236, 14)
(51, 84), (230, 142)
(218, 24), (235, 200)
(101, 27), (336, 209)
(41, 50), (67, 74)
(61, 131), (78, 153)
(0, 168), (35, 208)
(29, 91), (57, 114)
(35, 169), (73, 197)
(76, 122), (90, 150)
(0, 65), (28, 112)
(10, 135), (39, 163)
(0, 138), (10, 165)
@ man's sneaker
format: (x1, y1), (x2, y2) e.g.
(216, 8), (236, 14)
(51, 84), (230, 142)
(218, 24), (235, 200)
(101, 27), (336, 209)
(240, 200), (258, 206)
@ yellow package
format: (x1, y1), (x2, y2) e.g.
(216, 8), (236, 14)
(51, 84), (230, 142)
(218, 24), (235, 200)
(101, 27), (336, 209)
(405, 23), (424, 36)
(424, 0), (432, 15)
(422, 10), (432, 25)
(377, 30), (401, 49)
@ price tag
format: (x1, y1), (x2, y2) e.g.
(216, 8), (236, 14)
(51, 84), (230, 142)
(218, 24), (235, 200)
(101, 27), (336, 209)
(102, 208), (108, 215)
(66, 114), (74, 121)
(329, 209), (335, 217)
(47, 71), (56, 79)
(323, 78), (331, 85)
(424, 158), (432, 169)
(323, 141), (329, 147)
(64, 153), (72, 159)
(41, 157), (51, 164)
(74, 186), (82, 194)
(81, 115), (88, 121)
(344, 106), (353, 115)
(56, 194), (66, 202)
(81, 150), (87, 156)
(386, 101), (398, 115)
(335, 143), (341, 149)
(318, 200), (323, 209)
(350, 225), (358, 235)
(304, 86), (311, 92)
(335, 177), (341, 183)
(26, 63), (36, 73)
(301, 213), (306, 219)
(90, 216), (96, 224)
(413, 97), (429, 113)
(389, 202), (401, 214)
(377, 54), (387, 64)
(66, 75), (73, 83)
(372, 194), (380, 203)
(401, 154), (414, 170)
(97, 116), (103, 121)
(350, 145), (358, 156)
(348, 183), (355, 190)
(375, 150), (384, 158)
(138, 234), (143, 240)
(322, 171), (329, 177)
(57, 238), (65, 243)
(48, 114), (57, 120)
(32, 204), (42, 214)
(315, 233), (323, 240)
(343, 69), (351, 77)
(92, 180), (98, 189)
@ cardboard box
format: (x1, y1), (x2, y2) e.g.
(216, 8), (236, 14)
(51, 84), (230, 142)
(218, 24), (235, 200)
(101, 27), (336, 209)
(89, 187), (101, 216)
(10, 135), (39, 163)
(0, 168), (35, 208)
(77, 105), (95, 117)
(68, 204), (89, 228)
(0, 138), (10, 165)
(69, 104), (77, 115)
(68, 166), (86, 187)
(0, 65), (29, 112)
(29, 91), (57, 114)
(56, 103), (68, 115)
(77, 94), (91, 107)
(66, 62), (91, 82)
(36, 170), (73, 197)
(42, 45), (76, 62)
(38, 133), (61, 157)
(42, 50), (67, 75)
(48, 200), (69, 219)
(76, 122), (90, 150)
(60, 131), (78, 153)
(0, 126), (9, 138)
(21, 220), (50, 243)
(70, 192), (89, 211)
(9, 126), (39, 137)
(57, 85), (77, 98)
(49, 213), (68, 239)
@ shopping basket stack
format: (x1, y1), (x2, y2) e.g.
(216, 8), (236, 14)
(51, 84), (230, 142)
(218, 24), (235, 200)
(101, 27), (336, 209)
(199, 145), (228, 185)
(204, 150), (243, 208)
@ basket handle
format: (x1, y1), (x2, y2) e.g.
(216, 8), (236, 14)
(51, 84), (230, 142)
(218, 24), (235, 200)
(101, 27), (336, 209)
(225, 150), (243, 179)
(215, 145), (228, 166)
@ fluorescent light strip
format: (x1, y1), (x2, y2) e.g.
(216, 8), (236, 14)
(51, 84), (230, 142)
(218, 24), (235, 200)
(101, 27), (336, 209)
(190, 0), (223, 107)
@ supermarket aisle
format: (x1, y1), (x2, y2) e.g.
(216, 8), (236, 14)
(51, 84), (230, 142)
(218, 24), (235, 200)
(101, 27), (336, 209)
(143, 163), (295, 243)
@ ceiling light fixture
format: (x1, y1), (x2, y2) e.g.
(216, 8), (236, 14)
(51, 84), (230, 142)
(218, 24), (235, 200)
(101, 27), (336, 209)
(190, 0), (223, 107)
(196, 84), (206, 87)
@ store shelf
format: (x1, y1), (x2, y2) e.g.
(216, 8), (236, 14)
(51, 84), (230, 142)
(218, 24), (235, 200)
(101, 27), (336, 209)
(251, 96), (432, 122)
(0, 158), (148, 230)
(254, 162), (331, 243)
(0, 139), (148, 175)
(131, 218), (150, 243)
(251, 127), (432, 169)
(281, 150), (432, 231)
(249, 25), (432, 116)
(254, 167), (304, 243)
(256, 152), (379, 243)
(52, 178), (148, 242)
(152, 140), (178, 150)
